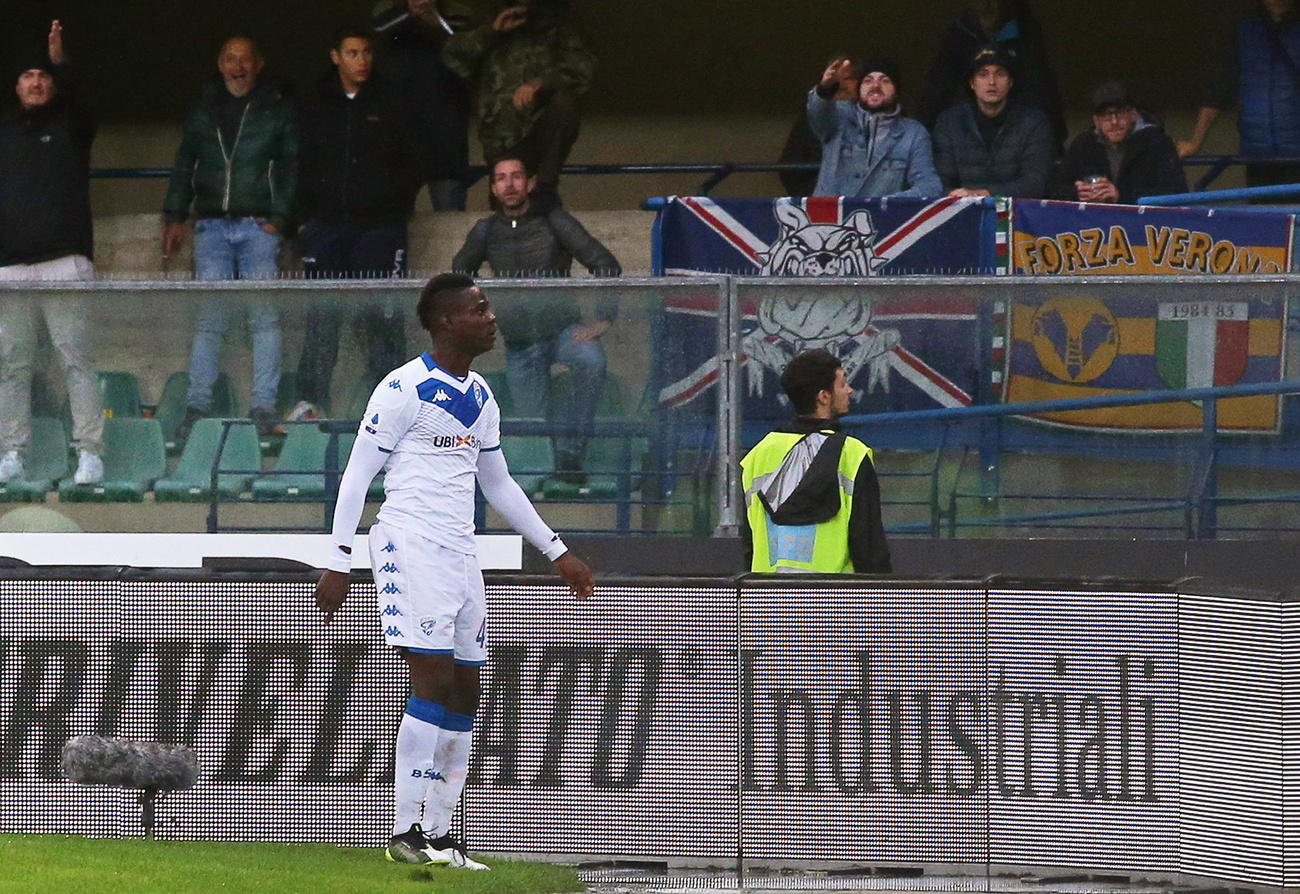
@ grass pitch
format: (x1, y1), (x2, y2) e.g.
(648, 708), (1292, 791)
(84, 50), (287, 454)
(0, 834), (584, 894)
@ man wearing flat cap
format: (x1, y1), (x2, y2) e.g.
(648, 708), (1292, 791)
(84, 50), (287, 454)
(1052, 81), (1186, 205)
(0, 20), (104, 488)
(807, 55), (942, 199)
(932, 46), (1053, 198)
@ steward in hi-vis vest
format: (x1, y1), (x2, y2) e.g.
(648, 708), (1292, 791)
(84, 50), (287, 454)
(739, 349), (891, 574)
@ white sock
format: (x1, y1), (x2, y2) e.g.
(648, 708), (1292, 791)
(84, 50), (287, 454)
(392, 696), (444, 836)
(422, 709), (474, 838)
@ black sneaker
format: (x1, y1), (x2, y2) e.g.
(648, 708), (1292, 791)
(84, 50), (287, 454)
(422, 832), (489, 871)
(385, 823), (436, 864)
(177, 405), (207, 441)
(249, 406), (283, 438)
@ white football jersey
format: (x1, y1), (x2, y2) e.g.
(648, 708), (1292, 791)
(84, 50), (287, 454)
(356, 351), (500, 555)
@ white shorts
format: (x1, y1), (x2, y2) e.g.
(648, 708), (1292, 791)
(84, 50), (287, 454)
(368, 519), (487, 665)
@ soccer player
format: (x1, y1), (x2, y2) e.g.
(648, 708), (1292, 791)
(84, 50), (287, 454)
(313, 272), (594, 869)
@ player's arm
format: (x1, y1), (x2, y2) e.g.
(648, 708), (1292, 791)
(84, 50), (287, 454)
(476, 448), (594, 598)
(315, 438), (390, 622)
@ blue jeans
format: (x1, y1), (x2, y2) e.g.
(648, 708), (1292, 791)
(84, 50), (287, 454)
(187, 217), (282, 412)
(505, 323), (605, 459)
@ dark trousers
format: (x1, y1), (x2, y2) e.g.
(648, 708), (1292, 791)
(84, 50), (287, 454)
(296, 221), (408, 408)
(501, 90), (581, 189)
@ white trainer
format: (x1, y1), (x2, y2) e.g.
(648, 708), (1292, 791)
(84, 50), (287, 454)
(0, 451), (23, 483)
(73, 450), (104, 486)
(423, 833), (490, 870)
(285, 400), (321, 422)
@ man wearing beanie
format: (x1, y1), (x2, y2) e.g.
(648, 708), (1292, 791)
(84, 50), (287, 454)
(0, 20), (104, 488)
(807, 55), (942, 199)
(932, 46), (1053, 199)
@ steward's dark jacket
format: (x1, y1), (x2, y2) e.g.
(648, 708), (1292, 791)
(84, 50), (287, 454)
(0, 63), (95, 266)
(932, 100), (1053, 197)
(1051, 119), (1187, 204)
(297, 72), (418, 226)
(163, 75), (299, 230)
(740, 416), (892, 574)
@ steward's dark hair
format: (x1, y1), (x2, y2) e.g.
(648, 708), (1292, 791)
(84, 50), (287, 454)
(780, 349), (842, 415)
(417, 272), (476, 332)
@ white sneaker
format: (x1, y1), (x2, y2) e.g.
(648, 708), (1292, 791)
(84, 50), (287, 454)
(0, 451), (23, 483)
(422, 833), (490, 870)
(286, 400), (321, 422)
(73, 450), (104, 486)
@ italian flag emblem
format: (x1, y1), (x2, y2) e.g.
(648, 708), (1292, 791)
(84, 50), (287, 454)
(1155, 301), (1249, 389)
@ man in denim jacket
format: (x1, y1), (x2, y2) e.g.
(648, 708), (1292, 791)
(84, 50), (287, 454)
(808, 56), (942, 199)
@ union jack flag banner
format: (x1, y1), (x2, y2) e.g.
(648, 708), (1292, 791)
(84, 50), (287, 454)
(656, 196), (1000, 276)
(653, 197), (998, 421)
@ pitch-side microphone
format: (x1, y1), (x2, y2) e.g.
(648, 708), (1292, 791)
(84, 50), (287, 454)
(62, 735), (199, 793)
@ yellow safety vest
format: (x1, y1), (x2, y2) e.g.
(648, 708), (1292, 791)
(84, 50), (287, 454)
(740, 430), (873, 573)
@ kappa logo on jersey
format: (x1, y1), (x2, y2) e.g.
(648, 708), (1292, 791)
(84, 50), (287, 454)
(388, 378), (402, 390)
(431, 388), (452, 402)
(419, 617), (439, 637)
(382, 542), (396, 552)
(428, 433), (481, 449)
(379, 582), (401, 594)
(385, 626), (404, 638)
(379, 562), (399, 574)
(382, 604), (402, 616)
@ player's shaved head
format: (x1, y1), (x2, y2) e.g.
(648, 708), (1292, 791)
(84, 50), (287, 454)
(418, 272), (477, 332)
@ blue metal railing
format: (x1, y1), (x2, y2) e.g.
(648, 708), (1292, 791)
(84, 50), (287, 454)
(99, 155), (1300, 198)
(842, 380), (1300, 539)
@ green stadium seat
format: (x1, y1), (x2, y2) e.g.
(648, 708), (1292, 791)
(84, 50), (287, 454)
(97, 371), (143, 418)
(500, 435), (552, 495)
(251, 427), (386, 502)
(542, 436), (646, 500)
(156, 371), (239, 450)
(481, 370), (516, 418)
(58, 417), (165, 502)
(251, 425), (382, 501)
(0, 418), (69, 502)
(30, 371), (61, 418)
(153, 419), (263, 502)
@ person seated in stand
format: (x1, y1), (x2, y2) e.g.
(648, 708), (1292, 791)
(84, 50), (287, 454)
(807, 56), (942, 199)
(451, 155), (619, 483)
(932, 47), (1053, 199)
(1051, 81), (1186, 205)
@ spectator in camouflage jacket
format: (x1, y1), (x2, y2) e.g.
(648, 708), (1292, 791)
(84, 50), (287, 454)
(443, 0), (595, 197)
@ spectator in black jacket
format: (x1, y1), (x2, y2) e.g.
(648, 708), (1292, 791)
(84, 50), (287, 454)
(452, 155), (619, 481)
(0, 20), (104, 488)
(287, 26), (421, 422)
(932, 47), (1053, 198)
(917, 0), (1066, 152)
(1052, 82), (1187, 205)
(372, 0), (473, 210)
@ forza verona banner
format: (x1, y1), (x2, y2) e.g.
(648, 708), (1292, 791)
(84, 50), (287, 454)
(1006, 201), (1292, 431)
(1010, 200), (1295, 276)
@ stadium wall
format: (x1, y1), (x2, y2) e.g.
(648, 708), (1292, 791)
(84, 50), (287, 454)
(0, 568), (1293, 887)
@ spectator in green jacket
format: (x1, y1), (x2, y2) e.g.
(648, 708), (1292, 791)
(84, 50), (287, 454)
(162, 35), (299, 438)
(443, 0), (595, 200)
